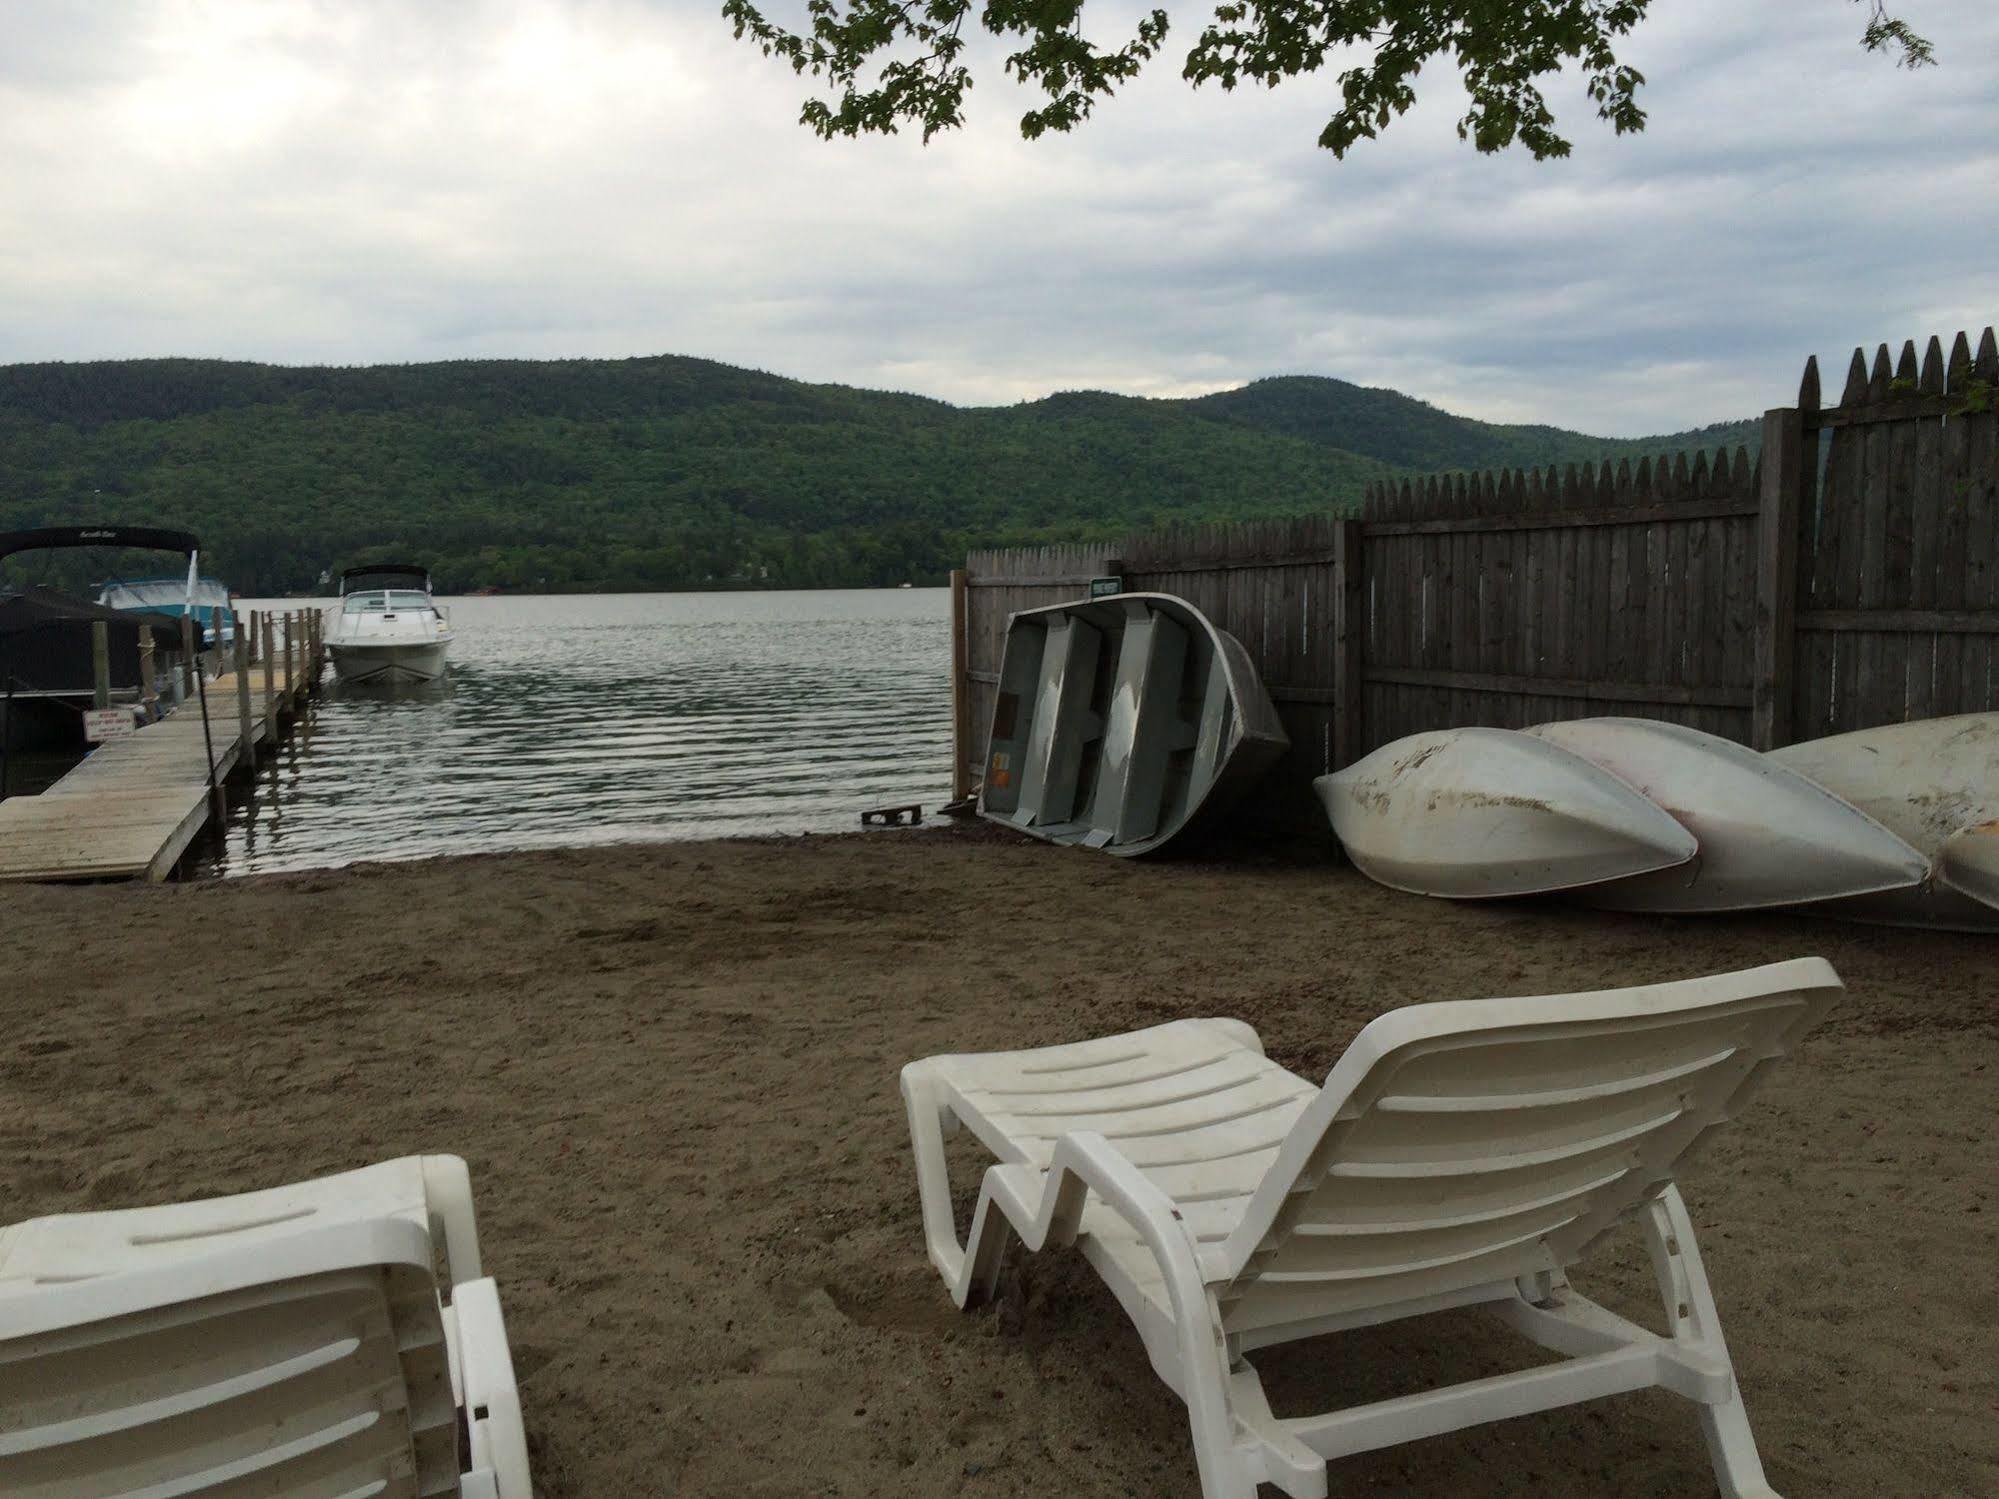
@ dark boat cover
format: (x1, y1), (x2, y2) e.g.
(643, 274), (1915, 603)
(0, 526), (200, 563)
(339, 564), (432, 593)
(0, 587), (182, 692)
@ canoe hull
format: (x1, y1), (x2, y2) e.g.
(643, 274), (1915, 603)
(1527, 717), (1928, 912)
(1942, 822), (1999, 911)
(977, 593), (1287, 857)
(1768, 713), (1999, 931)
(1315, 728), (1697, 899)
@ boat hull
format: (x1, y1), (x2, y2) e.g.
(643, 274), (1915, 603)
(977, 592), (1287, 857)
(1527, 717), (1928, 912)
(1315, 728), (1697, 899)
(329, 638), (451, 685)
(1767, 713), (1999, 931)
(1942, 822), (1999, 911)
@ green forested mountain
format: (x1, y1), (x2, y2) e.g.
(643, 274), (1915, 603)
(0, 356), (1757, 594)
(1190, 376), (1758, 473)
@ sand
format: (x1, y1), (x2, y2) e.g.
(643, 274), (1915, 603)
(2, 824), (1994, 1496)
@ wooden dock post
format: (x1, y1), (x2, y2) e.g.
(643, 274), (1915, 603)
(949, 567), (971, 802)
(91, 620), (111, 710)
(138, 633), (158, 720)
(189, 637), (226, 836)
(179, 615), (196, 700)
(282, 613), (296, 706)
(0, 665), (11, 799)
(261, 613), (276, 734)
(232, 613), (255, 770)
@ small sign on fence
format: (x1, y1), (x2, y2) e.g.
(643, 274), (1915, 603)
(84, 707), (134, 743)
(1088, 575), (1123, 599)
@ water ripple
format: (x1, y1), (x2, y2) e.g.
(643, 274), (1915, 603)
(206, 589), (953, 875)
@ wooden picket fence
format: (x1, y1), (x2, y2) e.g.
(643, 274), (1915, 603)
(951, 326), (1998, 832)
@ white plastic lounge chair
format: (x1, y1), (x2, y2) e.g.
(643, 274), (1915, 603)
(902, 957), (1841, 1498)
(0, 1154), (530, 1499)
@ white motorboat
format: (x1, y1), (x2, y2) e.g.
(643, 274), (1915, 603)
(1313, 727), (1697, 898)
(324, 565), (453, 685)
(1526, 717), (1929, 912)
(1767, 713), (1999, 930)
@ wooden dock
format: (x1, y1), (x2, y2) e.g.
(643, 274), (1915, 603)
(0, 611), (321, 883)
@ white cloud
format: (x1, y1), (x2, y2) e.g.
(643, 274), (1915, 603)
(0, 0), (1993, 435)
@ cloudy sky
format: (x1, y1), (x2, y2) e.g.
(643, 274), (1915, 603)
(1, 0), (1993, 434)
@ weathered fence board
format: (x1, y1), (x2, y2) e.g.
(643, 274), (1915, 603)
(955, 326), (1999, 833)
(1791, 327), (1999, 738)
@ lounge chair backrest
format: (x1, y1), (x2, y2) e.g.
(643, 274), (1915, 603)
(1216, 957), (1841, 1338)
(0, 1221), (458, 1498)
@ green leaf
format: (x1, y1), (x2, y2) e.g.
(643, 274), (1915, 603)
(727, 0), (1935, 155)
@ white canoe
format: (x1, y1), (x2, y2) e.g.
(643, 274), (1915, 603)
(1945, 820), (1999, 912)
(1314, 727), (1697, 899)
(1526, 718), (1928, 912)
(1767, 713), (1999, 930)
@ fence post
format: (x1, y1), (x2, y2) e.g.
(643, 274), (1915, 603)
(949, 567), (972, 802)
(1331, 518), (1367, 770)
(232, 612), (255, 770)
(1752, 406), (1805, 749)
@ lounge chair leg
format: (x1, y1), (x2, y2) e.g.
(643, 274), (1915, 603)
(1177, 1331), (1260, 1499)
(901, 1064), (980, 1299)
(960, 1173), (1016, 1307)
(1643, 1188), (1782, 1499)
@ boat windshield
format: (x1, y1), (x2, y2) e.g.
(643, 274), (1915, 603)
(343, 590), (433, 614)
(99, 578), (232, 611)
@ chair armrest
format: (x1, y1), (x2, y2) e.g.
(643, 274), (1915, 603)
(1029, 1133), (1242, 1482)
(419, 1155), (484, 1287)
(987, 1132), (1224, 1312)
(454, 1277), (533, 1499)
(1040, 1132), (1214, 1275)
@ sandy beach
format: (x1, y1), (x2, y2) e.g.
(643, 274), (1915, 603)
(2, 824), (1993, 1496)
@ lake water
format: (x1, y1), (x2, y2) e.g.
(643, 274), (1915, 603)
(201, 589), (953, 876)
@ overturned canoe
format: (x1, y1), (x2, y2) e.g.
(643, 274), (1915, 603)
(978, 593), (1287, 856)
(1526, 717), (1929, 912)
(1945, 821), (1999, 913)
(1314, 727), (1697, 899)
(1767, 713), (1999, 931)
